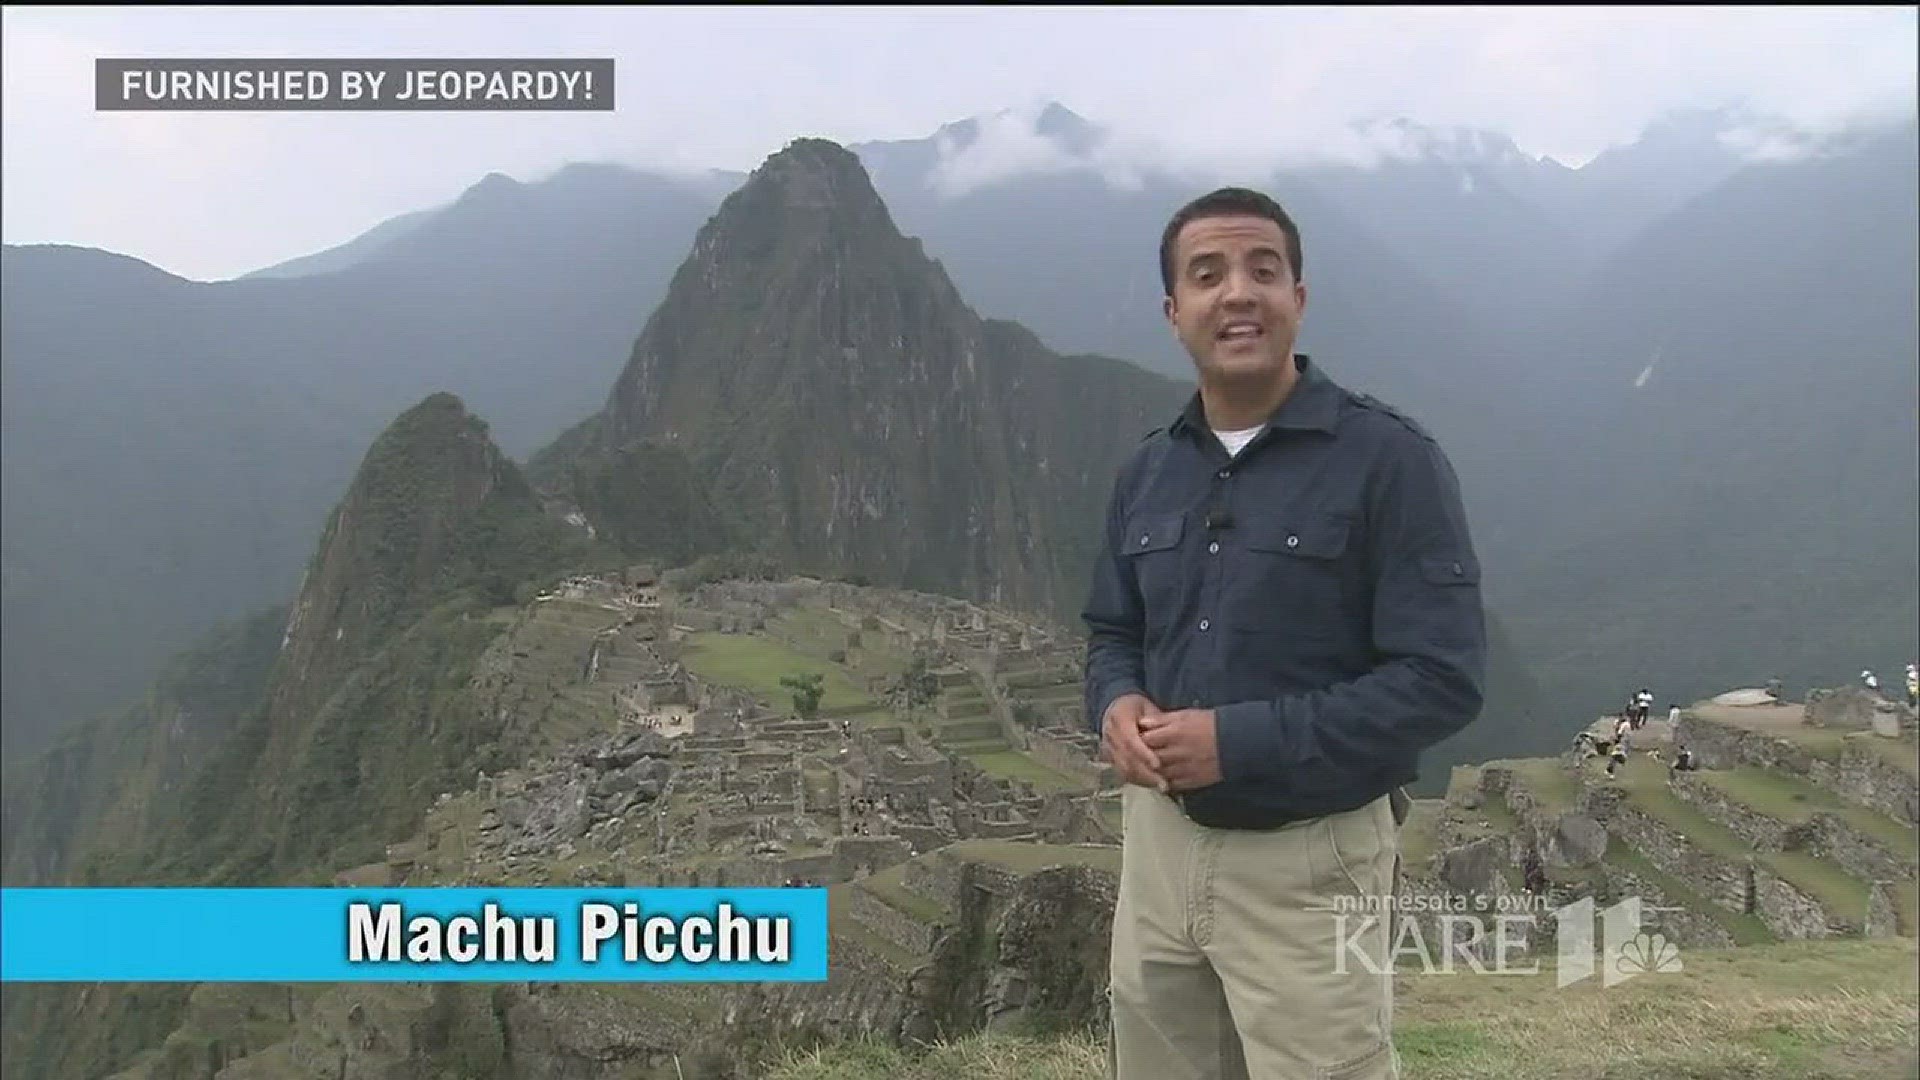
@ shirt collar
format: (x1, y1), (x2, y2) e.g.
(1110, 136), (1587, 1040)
(1168, 354), (1342, 441)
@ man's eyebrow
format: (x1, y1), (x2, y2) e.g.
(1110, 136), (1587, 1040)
(1185, 246), (1285, 268)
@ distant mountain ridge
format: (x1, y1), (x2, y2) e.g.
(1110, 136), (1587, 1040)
(2, 103), (1913, 768)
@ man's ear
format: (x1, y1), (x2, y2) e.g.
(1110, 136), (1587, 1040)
(1163, 295), (1178, 327)
(1295, 279), (1307, 315)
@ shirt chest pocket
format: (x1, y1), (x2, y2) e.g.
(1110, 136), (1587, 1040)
(1229, 513), (1355, 635)
(1122, 511), (1188, 629)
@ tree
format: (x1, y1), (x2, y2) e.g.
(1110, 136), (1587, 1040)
(891, 652), (941, 710)
(780, 672), (826, 719)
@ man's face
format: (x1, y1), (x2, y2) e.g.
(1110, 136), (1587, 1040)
(1163, 213), (1306, 381)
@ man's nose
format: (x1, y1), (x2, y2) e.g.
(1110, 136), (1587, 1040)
(1221, 268), (1258, 305)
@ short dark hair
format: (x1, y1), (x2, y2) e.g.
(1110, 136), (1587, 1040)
(1158, 187), (1303, 297)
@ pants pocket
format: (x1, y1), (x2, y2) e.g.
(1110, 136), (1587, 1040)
(1324, 799), (1391, 897)
(1321, 1039), (1399, 1080)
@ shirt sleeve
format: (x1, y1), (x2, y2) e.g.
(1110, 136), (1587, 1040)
(1080, 467), (1149, 736)
(1212, 431), (1487, 785)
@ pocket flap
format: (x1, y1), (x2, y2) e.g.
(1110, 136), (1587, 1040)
(1123, 512), (1184, 555)
(1247, 514), (1349, 558)
(1420, 554), (1481, 585)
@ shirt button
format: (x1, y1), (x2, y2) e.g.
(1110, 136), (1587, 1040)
(1208, 541), (1220, 554)
(1198, 619), (1210, 631)
(1217, 468), (1231, 479)
(1452, 562), (1464, 576)
(1139, 535), (1150, 547)
(1286, 535), (1300, 548)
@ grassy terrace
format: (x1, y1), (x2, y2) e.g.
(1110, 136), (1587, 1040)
(1611, 756), (1875, 927)
(1506, 759), (1581, 812)
(858, 862), (953, 926)
(827, 884), (922, 971)
(1700, 766), (1918, 861)
(1602, 842), (1777, 946)
(967, 750), (1089, 794)
(1897, 880), (1920, 937)
(1851, 732), (1920, 779)
(679, 631), (890, 723)
(1697, 710), (1920, 780)
(945, 840), (1122, 876)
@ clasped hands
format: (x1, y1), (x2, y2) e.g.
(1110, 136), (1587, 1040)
(1100, 693), (1222, 793)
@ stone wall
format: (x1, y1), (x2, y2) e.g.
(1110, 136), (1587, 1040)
(1825, 745), (1919, 827)
(862, 775), (935, 810)
(1676, 716), (1919, 826)
(1582, 790), (1751, 914)
(832, 836), (911, 880)
(1667, 772), (1798, 852)
(717, 929), (917, 1056)
(904, 850), (964, 903)
(781, 852), (836, 885)
(895, 825), (952, 856)
(1026, 728), (1098, 781)
(848, 887), (943, 955)
(873, 754), (956, 793)
(1804, 814), (1914, 882)
(1805, 688), (1885, 730)
(1585, 865), (1739, 951)
(1668, 773), (1912, 882)
(969, 820), (1038, 841)
(1866, 881), (1905, 937)
(1751, 864), (1855, 939)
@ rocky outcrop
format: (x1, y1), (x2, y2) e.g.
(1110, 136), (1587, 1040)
(1806, 687), (1895, 730)
(904, 857), (1117, 1043)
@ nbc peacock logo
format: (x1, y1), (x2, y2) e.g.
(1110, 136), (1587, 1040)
(1554, 896), (1686, 988)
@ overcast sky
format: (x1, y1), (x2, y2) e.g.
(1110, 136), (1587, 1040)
(5, 5), (1915, 282)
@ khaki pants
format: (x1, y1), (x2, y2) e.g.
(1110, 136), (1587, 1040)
(1107, 786), (1402, 1080)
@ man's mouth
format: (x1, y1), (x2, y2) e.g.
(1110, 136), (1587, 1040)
(1216, 321), (1264, 342)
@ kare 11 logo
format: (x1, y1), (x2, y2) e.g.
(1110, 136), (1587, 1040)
(1554, 896), (1684, 988)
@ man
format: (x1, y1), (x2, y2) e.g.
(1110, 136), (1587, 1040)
(1082, 187), (1486, 1080)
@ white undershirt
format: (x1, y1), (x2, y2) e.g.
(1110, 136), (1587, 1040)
(1214, 425), (1263, 458)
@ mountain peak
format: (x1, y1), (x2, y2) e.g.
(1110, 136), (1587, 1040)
(595, 138), (939, 451)
(672, 136), (909, 285)
(1355, 117), (1533, 167)
(453, 171), (525, 209)
(743, 137), (885, 211)
(1034, 102), (1104, 154)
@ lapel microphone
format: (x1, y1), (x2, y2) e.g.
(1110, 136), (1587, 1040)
(1205, 494), (1234, 531)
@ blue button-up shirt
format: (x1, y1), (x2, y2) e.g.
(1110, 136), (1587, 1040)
(1080, 354), (1486, 829)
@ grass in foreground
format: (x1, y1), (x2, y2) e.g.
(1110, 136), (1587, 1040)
(766, 938), (1919, 1079)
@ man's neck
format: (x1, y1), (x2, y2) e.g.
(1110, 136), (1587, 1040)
(1200, 358), (1300, 431)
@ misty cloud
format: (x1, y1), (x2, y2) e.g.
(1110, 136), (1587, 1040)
(4, 6), (1913, 280)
